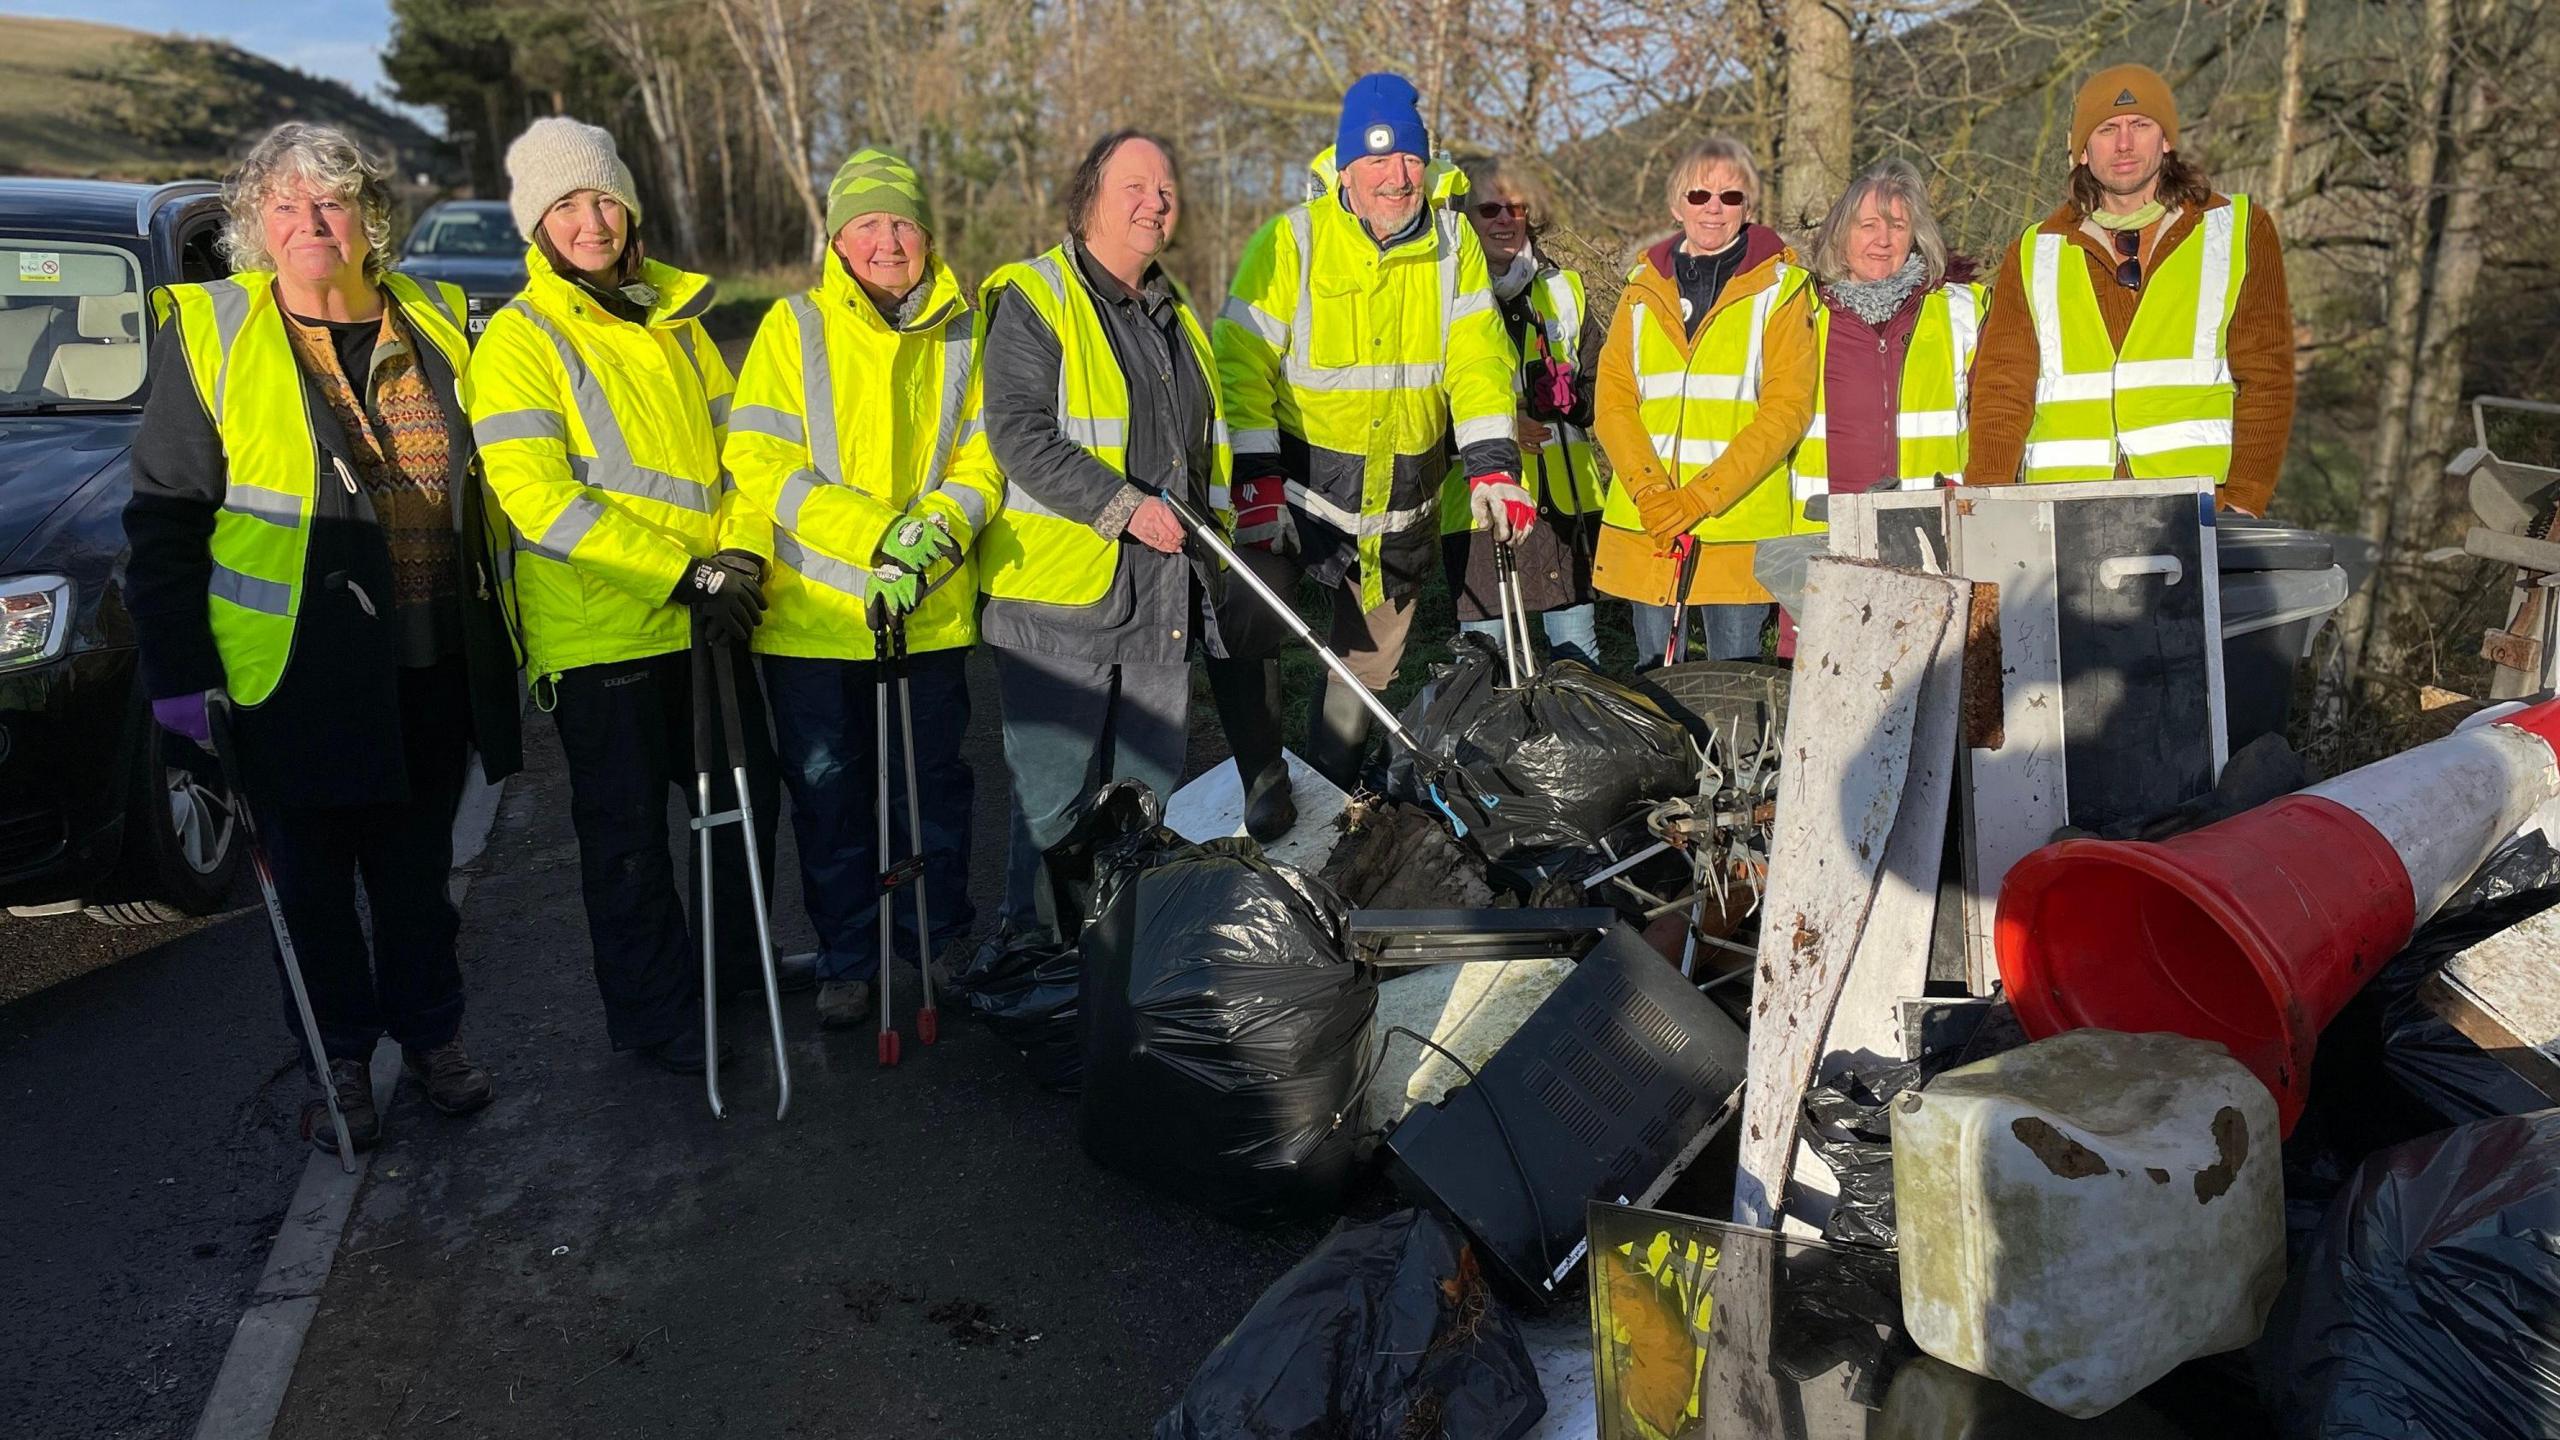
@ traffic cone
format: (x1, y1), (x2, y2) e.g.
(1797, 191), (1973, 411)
(1995, 699), (2560, 1133)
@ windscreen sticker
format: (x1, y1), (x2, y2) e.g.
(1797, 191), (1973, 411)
(17, 252), (62, 284)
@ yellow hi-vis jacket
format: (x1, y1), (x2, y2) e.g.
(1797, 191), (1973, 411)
(1215, 147), (1518, 610)
(465, 249), (766, 681)
(154, 269), (477, 705)
(1604, 251), (1812, 545)
(2016, 195), (2253, 485)
(723, 253), (999, 659)
(973, 244), (1233, 608)
(1437, 262), (1604, 535)
(1789, 280), (1985, 532)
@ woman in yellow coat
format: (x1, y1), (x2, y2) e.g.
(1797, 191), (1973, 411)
(1591, 136), (1816, 666)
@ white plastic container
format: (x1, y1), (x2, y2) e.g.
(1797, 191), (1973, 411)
(1892, 1029), (2285, 1418)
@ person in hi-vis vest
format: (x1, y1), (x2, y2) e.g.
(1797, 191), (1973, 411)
(1965, 63), (2294, 517)
(126, 123), (523, 1152)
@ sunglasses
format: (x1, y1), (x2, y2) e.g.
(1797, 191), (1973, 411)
(1473, 201), (1530, 221)
(1685, 188), (1749, 208)
(2114, 228), (2143, 290)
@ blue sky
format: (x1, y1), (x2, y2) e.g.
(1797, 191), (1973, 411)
(10, 1), (418, 118)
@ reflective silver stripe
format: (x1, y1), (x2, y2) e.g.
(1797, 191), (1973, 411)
(221, 482), (301, 528)
(2024, 438), (2116, 470)
(1286, 357), (1444, 392)
(472, 408), (569, 447)
(785, 295), (842, 486)
(1899, 474), (1940, 490)
(1636, 371), (1690, 401)
(563, 453), (715, 513)
(921, 313), (976, 495)
(525, 491), (607, 560)
(1446, 285), (1494, 324)
(2115, 358), (2232, 390)
(2036, 373), (2113, 404)
(402, 278), (461, 332)
(1002, 477), (1074, 522)
(1453, 413), (1511, 448)
(204, 278), (251, 418)
(1802, 416), (1828, 440)
(1219, 297), (1288, 349)
(2028, 233), (2068, 388)
(1790, 469), (1825, 500)
(1284, 480), (1433, 537)
(773, 531), (872, 598)
(209, 563), (292, 615)
(941, 483), (991, 532)
(1944, 284), (1982, 372)
(1898, 410), (1963, 439)
(706, 392), (731, 428)
(1741, 280), (1779, 394)
(503, 298), (719, 517)
(1062, 415), (1130, 448)
(1277, 207), (1446, 394)
(1435, 210), (1466, 335)
(2118, 418), (2233, 455)
(1207, 484), (1231, 511)
(774, 467), (827, 531)
(1649, 434), (1728, 469)
(2192, 204), (2237, 361)
(730, 404), (806, 445)
(1539, 271), (1582, 361)
(1231, 426), (1281, 455)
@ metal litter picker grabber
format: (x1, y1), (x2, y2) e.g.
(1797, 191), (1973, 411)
(690, 617), (791, 1120)
(207, 693), (358, 1174)
(1491, 538), (1536, 687)
(864, 592), (940, 1068)
(1155, 489), (1502, 843)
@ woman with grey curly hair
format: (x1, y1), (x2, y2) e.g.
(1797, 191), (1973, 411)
(122, 120), (526, 1155)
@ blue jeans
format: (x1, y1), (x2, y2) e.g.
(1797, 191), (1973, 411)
(1458, 602), (1600, 669)
(761, 649), (975, 984)
(1631, 602), (1769, 668)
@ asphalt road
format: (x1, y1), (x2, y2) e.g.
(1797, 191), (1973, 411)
(0, 899), (313, 1440)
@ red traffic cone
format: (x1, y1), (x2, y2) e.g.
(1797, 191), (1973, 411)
(1996, 700), (2560, 1133)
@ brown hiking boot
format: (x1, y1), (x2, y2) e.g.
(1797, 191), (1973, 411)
(403, 1040), (496, 1116)
(301, 1057), (380, 1154)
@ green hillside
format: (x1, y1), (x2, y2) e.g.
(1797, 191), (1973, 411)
(0, 13), (448, 183)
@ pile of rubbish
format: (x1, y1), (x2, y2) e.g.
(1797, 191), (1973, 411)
(950, 491), (2560, 1439)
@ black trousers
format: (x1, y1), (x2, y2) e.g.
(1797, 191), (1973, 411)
(255, 660), (471, 1070)
(550, 645), (780, 1052)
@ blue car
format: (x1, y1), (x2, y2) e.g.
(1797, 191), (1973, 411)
(397, 199), (526, 333)
(0, 178), (243, 924)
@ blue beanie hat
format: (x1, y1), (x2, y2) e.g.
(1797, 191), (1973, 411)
(1336, 72), (1428, 165)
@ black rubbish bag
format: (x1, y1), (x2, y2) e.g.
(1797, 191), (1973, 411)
(1801, 1061), (1923, 1250)
(2257, 1109), (2560, 1440)
(947, 934), (1083, 1090)
(1154, 1208), (1546, 1440)
(949, 780), (1179, 1092)
(1386, 634), (1695, 884)
(1077, 836), (1376, 1223)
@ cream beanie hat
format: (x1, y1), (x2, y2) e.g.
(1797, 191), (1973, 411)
(505, 117), (643, 241)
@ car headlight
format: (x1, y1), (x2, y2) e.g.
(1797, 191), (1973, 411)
(0, 575), (75, 667)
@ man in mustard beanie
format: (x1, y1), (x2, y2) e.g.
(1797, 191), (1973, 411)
(1964, 62), (2295, 519)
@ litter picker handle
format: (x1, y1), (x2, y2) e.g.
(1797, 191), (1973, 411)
(690, 612), (748, 771)
(1156, 488), (1415, 748)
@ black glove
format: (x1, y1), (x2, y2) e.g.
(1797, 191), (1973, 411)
(669, 550), (767, 645)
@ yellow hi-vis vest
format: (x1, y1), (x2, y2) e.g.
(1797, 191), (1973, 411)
(974, 243), (1232, 608)
(1215, 146), (1518, 609)
(1603, 260), (1812, 544)
(1789, 280), (1985, 532)
(2018, 196), (2252, 485)
(466, 249), (765, 680)
(723, 253), (1001, 659)
(155, 269), (473, 705)
(1437, 263), (1604, 534)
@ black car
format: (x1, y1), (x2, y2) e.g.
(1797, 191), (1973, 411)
(398, 199), (525, 333)
(0, 178), (242, 924)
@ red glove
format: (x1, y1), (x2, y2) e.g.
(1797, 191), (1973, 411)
(1233, 475), (1292, 553)
(1468, 473), (1536, 543)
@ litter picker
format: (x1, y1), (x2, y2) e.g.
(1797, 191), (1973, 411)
(690, 616), (791, 1120)
(207, 694), (357, 1174)
(1662, 533), (1702, 667)
(864, 593), (941, 1068)
(1492, 538), (1536, 685)
(1156, 488), (1501, 838)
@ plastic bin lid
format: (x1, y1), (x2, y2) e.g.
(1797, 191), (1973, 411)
(2217, 517), (2335, 572)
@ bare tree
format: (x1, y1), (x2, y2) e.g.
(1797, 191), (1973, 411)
(1776, 0), (1853, 231)
(587, 0), (708, 261)
(712, 0), (829, 259)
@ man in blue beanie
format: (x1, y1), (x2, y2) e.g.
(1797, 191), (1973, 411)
(1207, 72), (1524, 826)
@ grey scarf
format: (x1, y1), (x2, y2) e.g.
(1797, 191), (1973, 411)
(1824, 251), (1928, 328)
(1490, 246), (1538, 304)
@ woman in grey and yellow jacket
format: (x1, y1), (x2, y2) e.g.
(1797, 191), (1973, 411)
(466, 117), (788, 1077)
(725, 149), (1002, 1030)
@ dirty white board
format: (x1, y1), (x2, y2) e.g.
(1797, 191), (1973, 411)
(1730, 557), (1969, 1233)
(1162, 749), (1349, 875)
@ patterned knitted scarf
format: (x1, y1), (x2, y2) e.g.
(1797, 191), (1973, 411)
(282, 304), (457, 625)
(1824, 251), (1929, 328)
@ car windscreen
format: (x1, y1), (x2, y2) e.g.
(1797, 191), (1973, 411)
(407, 209), (519, 258)
(0, 239), (146, 411)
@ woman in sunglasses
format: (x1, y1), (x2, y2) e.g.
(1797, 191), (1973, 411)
(1590, 136), (1815, 667)
(1437, 155), (1607, 668)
